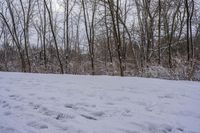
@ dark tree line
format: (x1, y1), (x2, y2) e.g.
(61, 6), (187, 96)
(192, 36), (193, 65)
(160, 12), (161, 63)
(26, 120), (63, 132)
(0, 0), (200, 80)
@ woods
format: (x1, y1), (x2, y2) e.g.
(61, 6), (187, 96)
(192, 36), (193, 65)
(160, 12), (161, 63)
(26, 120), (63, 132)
(0, 0), (200, 80)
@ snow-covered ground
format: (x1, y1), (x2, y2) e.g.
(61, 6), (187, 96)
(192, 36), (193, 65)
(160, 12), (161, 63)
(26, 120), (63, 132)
(0, 72), (200, 133)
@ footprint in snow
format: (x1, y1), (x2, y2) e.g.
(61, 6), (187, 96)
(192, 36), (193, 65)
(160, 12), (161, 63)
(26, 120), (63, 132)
(2, 102), (10, 109)
(64, 103), (78, 110)
(0, 126), (20, 133)
(29, 103), (75, 121)
(55, 113), (75, 120)
(27, 121), (48, 129)
(5, 88), (10, 92)
(29, 102), (40, 110)
(29, 103), (54, 116)
(80, 114), (97, 120)
(145, 123), (184, 133)
(122, 109), (132, 117)
(90, 111), (105, 118)
(13, 105), (24, 111)
(39, 107), (55, 116)
(9, 95), (24, 101)
(4, 111), (12, 116)
(158, 94), (174, 99)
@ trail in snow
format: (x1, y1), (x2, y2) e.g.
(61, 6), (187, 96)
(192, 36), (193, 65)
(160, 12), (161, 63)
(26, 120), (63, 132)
(0, 72), (200, 133)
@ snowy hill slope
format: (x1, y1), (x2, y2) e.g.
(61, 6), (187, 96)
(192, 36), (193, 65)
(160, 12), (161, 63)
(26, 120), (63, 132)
(0, 72), (200, 133)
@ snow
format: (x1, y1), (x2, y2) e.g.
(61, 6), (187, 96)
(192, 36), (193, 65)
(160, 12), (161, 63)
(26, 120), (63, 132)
(0, 72), (200, 133)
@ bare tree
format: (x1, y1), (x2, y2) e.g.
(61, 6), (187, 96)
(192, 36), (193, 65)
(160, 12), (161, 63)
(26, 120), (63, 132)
(158, 0), (161, 65)
(19, 0), (35, 72)
(185, 0), (190, 61)
(107, 0), (124, 76)
(0, 0), (27, 72)
(44, 0), (64, 74)
(81, 0), (97, 75)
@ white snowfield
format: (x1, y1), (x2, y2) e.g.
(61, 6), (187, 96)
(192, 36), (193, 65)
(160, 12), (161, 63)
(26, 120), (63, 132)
(0, 72), (200, 133)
